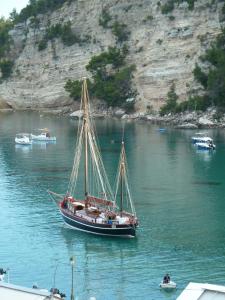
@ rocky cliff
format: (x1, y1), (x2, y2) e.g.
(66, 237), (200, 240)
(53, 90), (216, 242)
(0, 0), (223, 113)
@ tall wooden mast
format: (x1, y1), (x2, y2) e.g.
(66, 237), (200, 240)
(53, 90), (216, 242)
(120, 141), (125, 217)
(82, 78), (89, 206)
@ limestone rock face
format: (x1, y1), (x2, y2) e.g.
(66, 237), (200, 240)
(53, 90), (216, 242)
(198, 117), (215, 126)
(176, 123), (198, 129)
(70, 110), (83, 118)
(0, 0), (223, 112)
(0, 97), (13, 109)
(115, 109), (126, 117)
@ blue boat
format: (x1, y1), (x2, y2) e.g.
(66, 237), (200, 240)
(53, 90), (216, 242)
(157, 128), (166, 132)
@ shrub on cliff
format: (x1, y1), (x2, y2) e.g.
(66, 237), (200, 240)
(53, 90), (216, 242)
(111, 21), (130, 43)
(65, 46), (136, 111)
(166, 26), (225, 114)
(0, 59), (14, 79)
(0, 18), (13, 59)
(161, 1), (174, 14)
(86, 46), (126, 75)
(161, 0), (196, 14)
(193, 28), (225, 108)
(175, 95), (210, 112)
(38, 21), (79, 51)
(65, 79), (93, 101)
(91, 64), (136, 108)
(99, 9), (112, 29)
(160, 83), (178, 115)
(13, 0), (72, 24)
(61, 22), (80, 46)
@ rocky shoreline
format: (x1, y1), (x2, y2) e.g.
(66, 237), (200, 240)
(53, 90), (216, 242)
(70, 107), (225, 129)
(1, 106), (225, 129)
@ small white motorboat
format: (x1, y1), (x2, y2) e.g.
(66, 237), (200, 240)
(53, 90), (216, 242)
(160, 274), (177, 290)
(15, 133), (32, 145)
(196, 141), (216, 150)
(159, 281), (177, 290)
(191, 132), (212, 144)
(31, 128), (56, 141)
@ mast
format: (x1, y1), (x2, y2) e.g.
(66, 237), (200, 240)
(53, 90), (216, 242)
(67, 77), (115, 206)
(120, 141), (125, 217)
(82, 79), (89, 206)
(114, 140), (136, 217)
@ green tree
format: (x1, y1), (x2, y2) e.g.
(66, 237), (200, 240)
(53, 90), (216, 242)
(38, 21), (80, 51)
(86, 47), (126, 79)
(160, 83), (178, 115)
(15, 0), (70, 23)
(160, 0), (196, 14)
(65, 47), (136, 110)
(9, 8), (19, 23)
(193, 28), (225, 108)
(0, 18), (13, 59)
(92, 65), (136, 108)
(0, 59), (14, 79)
(161, 1), (174, 14)
(61, 22), (79, 46)
(193, 64), (207, 88)
(64, 79), (83, 101)
(38, 38), (47, 51)
(99, 9), (112, 28)
(112, 21), (129, 43)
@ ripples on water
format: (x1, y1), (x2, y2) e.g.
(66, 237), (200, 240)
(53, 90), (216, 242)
(1, 113), (225, 299)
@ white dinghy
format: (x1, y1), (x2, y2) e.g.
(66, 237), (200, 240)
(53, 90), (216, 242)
(159, 281), (177, 290)
(160, 274), (177, 291)
(15, 133), (32, 145)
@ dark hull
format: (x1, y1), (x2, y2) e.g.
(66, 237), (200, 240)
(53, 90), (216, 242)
(197, 145), (215, 150)
(60, 208), (136, 238)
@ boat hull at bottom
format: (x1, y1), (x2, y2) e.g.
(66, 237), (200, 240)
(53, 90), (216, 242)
(159, 281), (177, 290)
(60, 210), (136, 238)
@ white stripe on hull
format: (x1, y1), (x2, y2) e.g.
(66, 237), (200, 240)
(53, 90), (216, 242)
(64, 222), (134, 238)
(60, 211), (135, 238)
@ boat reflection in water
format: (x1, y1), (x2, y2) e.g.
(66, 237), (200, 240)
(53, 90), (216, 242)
(15, 144), (32, 152)
(32, 140), (56, 150)
(196, 149), (215, 162)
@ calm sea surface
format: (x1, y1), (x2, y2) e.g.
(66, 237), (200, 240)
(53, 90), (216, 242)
(1, 112), (225, 300)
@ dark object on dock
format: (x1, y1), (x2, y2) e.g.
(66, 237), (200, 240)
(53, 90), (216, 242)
(50, 287), (66, 298)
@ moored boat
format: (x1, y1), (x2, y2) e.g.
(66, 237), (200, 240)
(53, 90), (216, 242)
(157, 128), (166, 132)
(191, 132), (212, 144)
(31, 128), (56, 141)
(160, 274), (177, 290)
(15, 133), (32, 145)
(48, 78), (138, 238)
(196, 141), (216, 150)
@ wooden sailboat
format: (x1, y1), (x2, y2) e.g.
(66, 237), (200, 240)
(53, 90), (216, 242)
(48, 78), (138, 237)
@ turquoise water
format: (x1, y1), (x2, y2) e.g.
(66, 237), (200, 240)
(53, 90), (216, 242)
(1, 112), (225, 300)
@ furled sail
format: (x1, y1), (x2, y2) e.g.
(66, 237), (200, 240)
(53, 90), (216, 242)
(67, 79), (115, 207)
(114, 141), (136, 216)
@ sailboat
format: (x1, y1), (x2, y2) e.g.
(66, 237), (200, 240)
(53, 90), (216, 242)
(48, 78), (138, 237)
